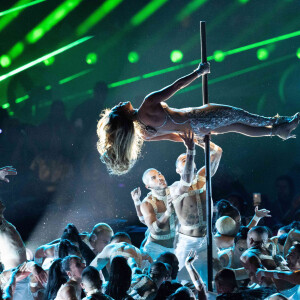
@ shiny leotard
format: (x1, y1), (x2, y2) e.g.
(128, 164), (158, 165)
(137, 103), (276, 140)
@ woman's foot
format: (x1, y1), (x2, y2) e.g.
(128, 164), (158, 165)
(273, 113), (300, 140)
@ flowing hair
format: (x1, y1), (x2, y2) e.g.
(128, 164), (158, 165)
(97, 106), (144, 175)
(43, 259), (68, 300)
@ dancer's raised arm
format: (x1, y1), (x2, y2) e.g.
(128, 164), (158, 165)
(142, 62), (210, 106)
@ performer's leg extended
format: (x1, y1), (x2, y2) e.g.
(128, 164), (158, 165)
(198, 104), (300, 139)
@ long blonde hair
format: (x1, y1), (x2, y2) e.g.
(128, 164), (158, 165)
(97, 107), (143, 175)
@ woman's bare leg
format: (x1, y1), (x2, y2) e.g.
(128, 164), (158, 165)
(212, 123), (272, 137)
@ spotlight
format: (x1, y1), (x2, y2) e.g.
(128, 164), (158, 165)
(257, 48), (269, 61)
(170, 50), (183, 63)
(86, 52), (97, 64)
(0, 55), (11, 68)
(128, 51), (139, 63)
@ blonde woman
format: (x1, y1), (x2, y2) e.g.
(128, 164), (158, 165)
(97, 62), (299, 175)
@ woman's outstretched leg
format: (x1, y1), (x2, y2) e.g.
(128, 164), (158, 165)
(192, 104), (300, 139)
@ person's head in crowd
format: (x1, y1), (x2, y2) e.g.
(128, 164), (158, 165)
(142, 168), (167, 192)
(62, 255), (85, 281)
(175, 153), (197, 177)
(277, 225), (291, 237)
(286, 244), (300, 271)
(148, 262), (170, 289)
(61, 224), (81, 246)
(89, 223), (114, 253)
(215, 216), (237, 236)
(277, 233), (288, 256)
(156, 252), (179, 280)
(268, 293), (289, 300)
(155, 281), (182, 300)
(290, 220), (300, 230)
(275, 175), (294, 202)
(106, 256), (132, 300)
(93, 81), (108, 103)
(226, 193), (246, 216)
(81, 266), (102, 295)
(166, 286), (196, 300)
(110, 232), (131, 244)
(44, 258), (68, 300)
(233, 226), (249, 261)
(58, 239), (81, 258)
(131, 274), (157, 300)
(216, 200), (241, 234)
(215, 268), (238, 294)
(247, 226), (269, 248)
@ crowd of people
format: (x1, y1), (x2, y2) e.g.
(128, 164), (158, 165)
(0, 127), (299, 299)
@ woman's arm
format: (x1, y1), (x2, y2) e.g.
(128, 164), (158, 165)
(247, 206), (271, 229)
(185, 250), (207, 300)
(142, 63), (209, 106)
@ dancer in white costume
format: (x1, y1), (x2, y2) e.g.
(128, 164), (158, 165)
(131, 167), (176, 261)
(169, 133), (222, 284)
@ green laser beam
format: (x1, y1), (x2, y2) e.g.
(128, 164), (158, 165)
(0, 36), (93, 82)
(15, 95), (29, 104)
(130, 0), (169, 27)
(76, 0), (123, 36)
(59, 69), (93, 85)
(26, 0), (83, 44)
(176, 0), (208, 22)
(0, 0), (32, 32)
(176, 54), (295, 96)
(0, 0), (46, 17)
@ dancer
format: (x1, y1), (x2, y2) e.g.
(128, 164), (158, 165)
(96, 62), (300, 175)
(132, 167), (175, 260)
(90, 232), (152, 271)
(169, 132), (222, 284)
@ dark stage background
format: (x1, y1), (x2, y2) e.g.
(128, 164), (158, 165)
(0, 0), (299, 250)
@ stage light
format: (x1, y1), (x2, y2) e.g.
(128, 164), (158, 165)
(297, 48), (300, 59)
(238, 0), (249, 4)
(8, 42), (24, 59)
(76, 0), (123, 36)
(130, 0), (169, 27)
(213, 50), (225, 62)
(2, 103), (10, 109)
(257, 48), (269, 60)
(0, 55), (11, 68)
(86, 53), (97, 65)
(128, 51), (139, 63)
(26, 0), (82, 44)
(0, 36), (92, 82)
(44, 57), (55, 66)
(170, 50), (183, 63)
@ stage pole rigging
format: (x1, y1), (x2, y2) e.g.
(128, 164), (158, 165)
(200, 21), (213, 292)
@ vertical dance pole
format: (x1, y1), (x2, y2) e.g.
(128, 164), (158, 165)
(200, 21), (213, 292)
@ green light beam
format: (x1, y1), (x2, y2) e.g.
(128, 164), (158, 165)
(0, 36), (93, 83)
(176, 54), (295, 96)
(15, 95), (29, 104)
(106, 29), (300, 88)
(26, 0), (83, 44)
(0, 0), (46, 17)
(225, 30), (300, 56)
(176, 0), (207, 22)
(130, 0), (169, 27)
(0, 0), (32, 32)
(76, 0), (123, 36)
(59, 69), (93, 85)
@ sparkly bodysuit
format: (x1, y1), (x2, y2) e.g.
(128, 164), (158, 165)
(137, 103), (275, 140)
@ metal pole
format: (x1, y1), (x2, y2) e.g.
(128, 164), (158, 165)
(200, 21), (213, 292)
